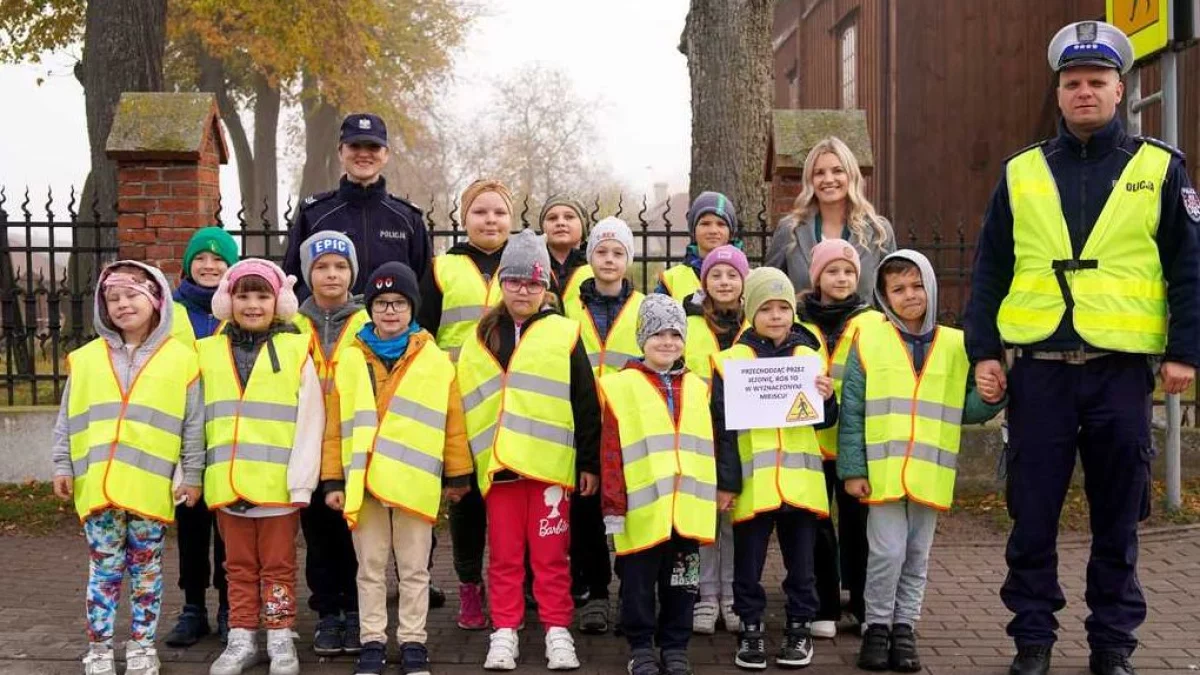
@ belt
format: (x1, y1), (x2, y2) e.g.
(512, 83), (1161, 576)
(1013, 347), (1111, 365)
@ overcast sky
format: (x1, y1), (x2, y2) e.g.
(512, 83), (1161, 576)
(0, 0), (692, 222)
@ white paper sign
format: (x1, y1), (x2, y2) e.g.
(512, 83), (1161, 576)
(723, 356), (825, 430)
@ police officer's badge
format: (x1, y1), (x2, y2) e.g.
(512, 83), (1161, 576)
(1183, 187), (1200, 222)
(358, 118), (371, 130)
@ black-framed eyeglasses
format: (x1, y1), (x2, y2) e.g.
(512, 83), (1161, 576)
(371, 299), (410, 313)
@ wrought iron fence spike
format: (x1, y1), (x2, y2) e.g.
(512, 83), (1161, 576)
(67, 186), (78, 221)
(21, 186), (31, 221)
(45, 186), (55, 221)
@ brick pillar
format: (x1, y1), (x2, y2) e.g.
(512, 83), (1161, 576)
(105, 93), (229, 277)
(771, 169), (804, 225)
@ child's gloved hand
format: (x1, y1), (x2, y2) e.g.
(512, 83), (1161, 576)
(844, 478), (871, 498)
(604, 515), (625, 535)
(174, 485), (201, 507)
(325, 490), (345, 511)
(53, 475), (73, 500)
(815, 375), (834, 400)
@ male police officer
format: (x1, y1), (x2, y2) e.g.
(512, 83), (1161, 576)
(284, 113), (433, 300)
(966, 21), (1200, 675)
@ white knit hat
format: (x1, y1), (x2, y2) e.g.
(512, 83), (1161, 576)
(586, 217), (636, 263)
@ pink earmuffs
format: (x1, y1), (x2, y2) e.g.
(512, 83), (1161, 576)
(211, 258), (299, 322)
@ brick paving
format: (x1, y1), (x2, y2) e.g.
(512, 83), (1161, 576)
(1, 526), (1199, 675)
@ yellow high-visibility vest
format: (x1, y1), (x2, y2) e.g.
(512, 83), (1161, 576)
(294, 309), (370, 388)
(712, 343), (829, 522)
(343, 340), (456, 527)
(457, 314), (580, 497)
(599, 368), (717, 554)
(683, 315), (747, 387)
(998, 143), (1171, 354)
(433, 254), (503, 362)
(857, 320), (968, 510)
(199, 331), (310, 508)
(560, 265), (594, 309)
(564, 289), (645, 378)
(170, 301), (226, 348)
(660, 265), (702, 302)
(67, 337), (198, 522)
(809, 310), (883, 459)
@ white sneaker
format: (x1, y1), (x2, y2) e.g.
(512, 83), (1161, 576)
(209, 628), (258, 675)
(692, 599), (718, 634)
(483, 628), (519, 670)
(544, 627), (579, 670)
(810, 620), (837, 639)
(720, 599), (741, 634)
(266, 628), (300, 675)
(82, 644), (115, 675)
(125, 644), (161, 675)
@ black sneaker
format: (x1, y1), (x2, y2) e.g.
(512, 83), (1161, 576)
(735, 622), (768, 670)
(216, 604), (230, 644)
(857, 624), (891, 671)
(628, 648), (661, 675)
(1009, 644), (1052, 675)
(313, 613), (345, 656)
(353, 641), (387, 675)
(428, 583), (446, 609)
(343, 611), (362, 654)
(1089, 651), (1135, 675)
(400, 642), (432, 675)
(164, 604), (211, 647)
(662, 649), (692, 675)
(889, 623), (921, 672)
(777, 619), (813, 669)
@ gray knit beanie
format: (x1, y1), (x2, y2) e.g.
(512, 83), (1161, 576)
(586, 217), (636, 263)
(636, 293), (688, 350)
(299, 231), (359, 290)
(498, 229), (553, 288)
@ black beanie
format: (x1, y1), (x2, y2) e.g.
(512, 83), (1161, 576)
(364, 262), (420, 315)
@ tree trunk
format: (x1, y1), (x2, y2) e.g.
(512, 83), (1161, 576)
(251, 73), (281, 238)
(197, 48), (255, 238)
(680, 0), (773, 253)
(299, 72), (343, 205)
(76, 0), (166, 333)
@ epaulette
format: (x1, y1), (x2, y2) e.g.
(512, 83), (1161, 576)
(387, 193), (424, 214)
(299, 190), (337, 209)
(1002, 139), (1050, 163)
(1133, 135), (1186, 159)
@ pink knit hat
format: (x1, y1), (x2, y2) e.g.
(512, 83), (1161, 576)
(809, 238), (861, 289)
(700, 244), (750, 283)
(211, 258), (299, 321)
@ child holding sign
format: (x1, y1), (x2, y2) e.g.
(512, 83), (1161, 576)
(797, 239), (879, 636)
(710, 267), (837, 671)
(837, 250), (1004, 672)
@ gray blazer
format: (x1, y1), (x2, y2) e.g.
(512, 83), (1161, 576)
(765, 212), (897, 299)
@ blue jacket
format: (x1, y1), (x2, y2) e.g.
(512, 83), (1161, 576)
(284, 176), (433, 301)
(965, 117), (1200, 366)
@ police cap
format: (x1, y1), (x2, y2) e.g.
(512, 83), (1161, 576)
(1047, 21), (1134, 75)
(340, 113), (388, 146)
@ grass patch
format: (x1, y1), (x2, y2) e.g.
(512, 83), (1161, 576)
(0, 481), (77, 535)
(0, 348), (68, 406)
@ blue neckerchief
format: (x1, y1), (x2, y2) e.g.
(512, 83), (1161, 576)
(357, 321), (420, 362)
(173, 279), (221, 339)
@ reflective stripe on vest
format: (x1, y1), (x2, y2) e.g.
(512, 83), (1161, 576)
(564, 290), (645, 378)
(661, 265), (701, 302)
(997, 143), (1170, 354)
(712, 343), (829, 521)
(66, 337), (197, 522)
(199, 331), (309, 508)
(434, 255), (502, 362)
(344, 341), (455, 526)
(457, 314), (579, 497)
(599, 369), (717, 554)
(859, 321), (968, 510)
(560, 265), (594, 309)
(809, 310), (883, 459)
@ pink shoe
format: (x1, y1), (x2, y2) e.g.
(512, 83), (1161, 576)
(457, 582), (488, 630)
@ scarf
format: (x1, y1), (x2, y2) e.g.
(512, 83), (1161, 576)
(358, 321), (420, 363)
(173, 279), (221, 339)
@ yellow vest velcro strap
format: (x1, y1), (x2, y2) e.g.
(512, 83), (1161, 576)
(462, 374), (502, 410)
(372, 437), (444, 477)
(502, 412), (575, 447)
(73, 443), (176, 479)
(623, 433), (714, 463)
(864, 398), (962, 425)
(589, 351), (640, 370)
(69, 402), (182, 435)
(866, 440), (958, 470)
(628, 474), (718, 510)
(507, 372), (571, 399)
(442, 305), (487, 324)
(207, 443), (291, 466)
(205, 400), (296, 422)
(340, 409), (379, 442)
(469, 423), (496, 458)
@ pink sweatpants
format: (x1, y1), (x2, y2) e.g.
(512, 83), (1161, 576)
(485, 479), (574, 629)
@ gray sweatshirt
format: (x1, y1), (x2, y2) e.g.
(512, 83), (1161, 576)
(766, 212), (897, 299)
(51, 261), (206, 486)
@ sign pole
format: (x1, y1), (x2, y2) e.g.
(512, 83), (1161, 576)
(1162, 45), (1183, 512)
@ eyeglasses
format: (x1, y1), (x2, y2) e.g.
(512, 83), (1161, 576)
(371, 299), (410, 314)
(501, 278), (545, 294)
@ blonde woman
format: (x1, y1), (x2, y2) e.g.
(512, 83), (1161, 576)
(766, 137), (895, 299)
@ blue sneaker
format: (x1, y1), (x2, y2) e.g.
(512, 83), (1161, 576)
(353, 641), (387, 675)
(399, 642), (431, 675)
(163, 604), (210, 647)
(216, 604), (230, 644)
(313, 613), (345, 656)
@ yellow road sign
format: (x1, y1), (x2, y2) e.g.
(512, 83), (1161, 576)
(1108, 0), (1171, 61)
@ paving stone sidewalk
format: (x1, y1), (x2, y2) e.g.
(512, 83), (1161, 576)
(1, 526), (1198, 675)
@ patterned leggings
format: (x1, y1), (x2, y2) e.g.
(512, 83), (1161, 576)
(83, 509), (166, 647)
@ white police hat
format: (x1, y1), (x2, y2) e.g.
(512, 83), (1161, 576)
(1048, 21), (1135, 75)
